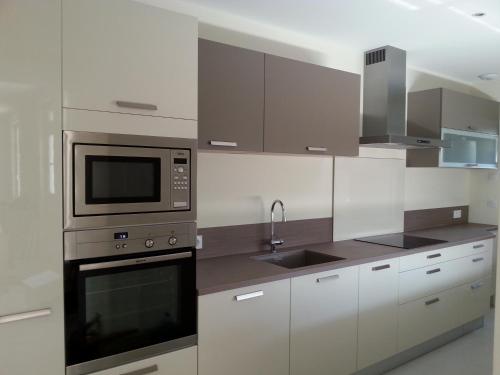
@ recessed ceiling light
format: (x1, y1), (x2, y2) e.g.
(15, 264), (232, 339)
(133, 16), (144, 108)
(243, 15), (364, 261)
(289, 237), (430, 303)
(478, 73), (499, 81)
(472, 12), (486, 17)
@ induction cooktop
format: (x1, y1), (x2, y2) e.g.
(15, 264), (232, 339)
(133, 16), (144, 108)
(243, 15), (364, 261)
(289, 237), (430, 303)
(354, 233), (448, 249)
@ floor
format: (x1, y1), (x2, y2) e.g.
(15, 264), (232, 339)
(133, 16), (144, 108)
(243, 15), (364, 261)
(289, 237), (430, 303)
(386, 309), (494, 375)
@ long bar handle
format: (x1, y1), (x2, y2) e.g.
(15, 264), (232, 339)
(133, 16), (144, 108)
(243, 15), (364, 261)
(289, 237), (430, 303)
(473, 244), (485, 249)
(116, 101), (158, 111)
(0, 308), (51, 324)
(307, 146), (328, 152)
(426, 268), (441, 275)
(372, 264), (391, 271)
(427, 253), (441, 259)
(472, 257), (484, 263)
(80, 252), (192, 271)
(235, 290), (264, 302)
(209, 140), (238, 147)
(425, 298), (440, 306)
(121, 365), (158, 375)
(316, 274), (340, 283)
(471, 282), (484, 290)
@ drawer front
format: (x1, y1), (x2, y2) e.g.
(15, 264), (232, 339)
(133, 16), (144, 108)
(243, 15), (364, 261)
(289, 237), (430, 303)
(458, 239), (493, 258)
(458, 278), (491, 324)
(90, 346), (197, 375)
(399, 246), (456, 272)
(460, 250), (493, 284)
(398, 288), (461, 351)
(399, 260), (457, 304)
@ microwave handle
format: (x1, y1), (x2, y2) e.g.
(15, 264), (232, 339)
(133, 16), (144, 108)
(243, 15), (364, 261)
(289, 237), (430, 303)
(79, 252), (192, 271)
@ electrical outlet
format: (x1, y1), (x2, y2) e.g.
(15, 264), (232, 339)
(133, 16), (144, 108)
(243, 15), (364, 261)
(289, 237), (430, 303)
(453, 209), (462, 219)
(196, 235), (203, 250)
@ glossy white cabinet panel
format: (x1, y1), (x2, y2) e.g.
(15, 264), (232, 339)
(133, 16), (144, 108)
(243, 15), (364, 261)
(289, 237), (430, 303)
(89, 347), (197, 375)
(63, 0), (197, 121)
(399, 246), (459, 272)
(458, 278), (491, 325)
(290, 266), (359, 375)
(358, 259), (399, 370)
(198, 280), (290, 375)
(0, 0), (64, 373)
(63, 108), (197, 139)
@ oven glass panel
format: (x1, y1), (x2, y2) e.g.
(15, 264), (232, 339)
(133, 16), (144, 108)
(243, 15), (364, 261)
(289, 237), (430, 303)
(85, 156), (161, 204)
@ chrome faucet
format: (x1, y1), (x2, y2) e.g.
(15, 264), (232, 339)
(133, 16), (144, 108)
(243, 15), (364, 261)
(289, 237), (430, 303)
(270, 199), (287, 253)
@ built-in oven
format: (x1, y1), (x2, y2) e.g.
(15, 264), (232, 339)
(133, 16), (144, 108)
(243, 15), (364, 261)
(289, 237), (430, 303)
(64, 223), (197, 375)
(64, 131), (196, 230)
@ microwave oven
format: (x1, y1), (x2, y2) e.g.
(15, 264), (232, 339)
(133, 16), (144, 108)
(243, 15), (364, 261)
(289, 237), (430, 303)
(64, 131), (196, 230)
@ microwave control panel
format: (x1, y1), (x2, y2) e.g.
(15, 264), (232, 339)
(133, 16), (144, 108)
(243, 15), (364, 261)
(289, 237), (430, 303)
(171, 149), (190, 210)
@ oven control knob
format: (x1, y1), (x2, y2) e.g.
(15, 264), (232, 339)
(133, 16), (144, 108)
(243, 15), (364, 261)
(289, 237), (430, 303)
(145, 239), (155, 248)
(168, 236), (178, 246)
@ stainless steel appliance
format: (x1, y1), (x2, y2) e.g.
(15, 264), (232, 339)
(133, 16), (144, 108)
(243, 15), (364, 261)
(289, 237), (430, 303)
(360, 46), (449, 149)
(64, 222), (197, 375)
(355, 233), (448, 249)
(64, 131), (196, 230)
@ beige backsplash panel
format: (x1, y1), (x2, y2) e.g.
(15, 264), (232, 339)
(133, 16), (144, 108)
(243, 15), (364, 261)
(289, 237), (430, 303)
(334, 156), (405, 241)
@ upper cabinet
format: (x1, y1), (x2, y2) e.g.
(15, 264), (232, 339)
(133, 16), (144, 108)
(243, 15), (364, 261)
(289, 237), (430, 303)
(198, 40), (361, 156)
(198, 39), (264, 152)
(63, 0), (197, 120)
(264, 55), (360, 156)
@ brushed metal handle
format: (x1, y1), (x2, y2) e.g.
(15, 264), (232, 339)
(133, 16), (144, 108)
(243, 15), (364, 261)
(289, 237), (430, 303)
(0, 308), (51, 324)
(235, 290), (264, 301)
(307, 146), (328, 152)
(471, 282), (484, 290)
(466, 163), (479, 167)
(120, 365), (158, 375)
(79, 252), (192, 271)
(425, 298), (440, 306)
(416, 139), (431, 144)
(473, 244), (485, 249)
(426, 268), (441, 275)
(316, 274), (340, 283)
(372, 264), (390, 271)
(116, 101), (158, 111)
(427, 253), (441, 259)
(209, 140), (238, 147)
(472, 257), (484, 263)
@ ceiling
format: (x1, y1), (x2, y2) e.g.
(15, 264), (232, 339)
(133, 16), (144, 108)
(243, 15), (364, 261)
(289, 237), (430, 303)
(177, 0), (500, 83)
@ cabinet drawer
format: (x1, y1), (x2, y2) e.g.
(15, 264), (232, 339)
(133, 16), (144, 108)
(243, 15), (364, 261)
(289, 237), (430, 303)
(399, 246), (456, 272)
(458, 239), (493, 258)
(398, 288), (461, 351)
(88, 346), (197, 375)
(460, 250), (492, 284)
(458, 278), (491, 324)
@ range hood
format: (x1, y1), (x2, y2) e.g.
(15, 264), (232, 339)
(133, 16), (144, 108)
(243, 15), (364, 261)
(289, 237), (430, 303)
(360, 46), (448, 149)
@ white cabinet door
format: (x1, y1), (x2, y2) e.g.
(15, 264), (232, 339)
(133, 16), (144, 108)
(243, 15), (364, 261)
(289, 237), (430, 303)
(358, 259), (399, 370)
(63, 0), (197, 121)
(458, 278), (491, 324)
(0, 1), (64, 374)
(198, 280), (290, 375)
(90, 347), (197, 375)
(290, 266), (359, 375)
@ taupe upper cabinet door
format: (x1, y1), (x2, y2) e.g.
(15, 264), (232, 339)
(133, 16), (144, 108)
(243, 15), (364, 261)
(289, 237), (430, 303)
(264, 55), (360, 156)
(442, 89), (499, 134)
(198, 39), (265, 152)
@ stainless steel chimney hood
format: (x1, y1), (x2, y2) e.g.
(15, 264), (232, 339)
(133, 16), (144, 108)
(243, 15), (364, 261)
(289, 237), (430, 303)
(359, 46), (448, 149)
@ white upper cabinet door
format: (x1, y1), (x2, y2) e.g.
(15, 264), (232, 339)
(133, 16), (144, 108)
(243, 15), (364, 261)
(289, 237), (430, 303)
(63, 0), (197, 120)
(290, 266), (359, 375)
(0, 0), (64, 374)
(198, 280), (290, 375)
(357, 259), (399, 370)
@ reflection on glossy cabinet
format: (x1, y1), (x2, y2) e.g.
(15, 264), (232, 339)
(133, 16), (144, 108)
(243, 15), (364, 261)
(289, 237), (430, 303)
(265, 55), (360, 156)
(198, 39), (264, 152)
(63, 0), (197, 120)
(357, 259), (399, 370)
(89, 347), (197, 375)
(290, 266), (359, 375)
(198, 280), (290, 375)
(0, 0), (64, 374)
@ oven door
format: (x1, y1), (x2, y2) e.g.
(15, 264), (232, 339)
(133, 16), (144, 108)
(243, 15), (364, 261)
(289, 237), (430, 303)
(64, 249), (197, 375)
(74, 144), (171, 216)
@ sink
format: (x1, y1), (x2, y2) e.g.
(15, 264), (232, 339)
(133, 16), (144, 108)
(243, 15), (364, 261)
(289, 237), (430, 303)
(253, 249), (345, 269)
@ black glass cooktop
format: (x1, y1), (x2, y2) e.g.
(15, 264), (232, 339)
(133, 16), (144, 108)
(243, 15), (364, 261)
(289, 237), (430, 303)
(354, 233), (448, 249)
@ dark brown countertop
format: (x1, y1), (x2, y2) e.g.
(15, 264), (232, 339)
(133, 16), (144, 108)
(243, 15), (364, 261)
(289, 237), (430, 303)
(197, 223), (497, 295)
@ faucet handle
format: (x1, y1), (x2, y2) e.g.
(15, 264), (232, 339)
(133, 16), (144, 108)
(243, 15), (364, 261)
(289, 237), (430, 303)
(271, 239), (285, 246)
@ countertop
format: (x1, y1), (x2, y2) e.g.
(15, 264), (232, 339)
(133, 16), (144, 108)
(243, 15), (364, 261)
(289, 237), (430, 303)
(197, 223), (497, 296)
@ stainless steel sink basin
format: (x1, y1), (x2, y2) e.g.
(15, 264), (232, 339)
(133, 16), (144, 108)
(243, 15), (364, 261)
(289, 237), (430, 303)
(253, 249), (345, 269)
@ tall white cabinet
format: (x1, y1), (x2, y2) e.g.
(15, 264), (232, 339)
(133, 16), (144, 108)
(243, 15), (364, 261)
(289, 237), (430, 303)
(0, 1), (64, 374)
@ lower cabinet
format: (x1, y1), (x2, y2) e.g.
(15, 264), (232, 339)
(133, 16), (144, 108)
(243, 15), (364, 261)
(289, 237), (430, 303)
(90, 347), (197, 375)
(459, 278), (491, 324)
(290, 266), (359, 375)
(198, 280), (290, 375)
(357, 259), (399, 370)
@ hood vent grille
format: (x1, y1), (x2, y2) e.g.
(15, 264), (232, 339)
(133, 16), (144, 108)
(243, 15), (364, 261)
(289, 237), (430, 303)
(366, 48), (386, 66)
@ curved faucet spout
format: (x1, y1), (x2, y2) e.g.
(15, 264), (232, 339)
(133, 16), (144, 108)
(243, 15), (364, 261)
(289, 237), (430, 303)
(270, 199), (287, 253)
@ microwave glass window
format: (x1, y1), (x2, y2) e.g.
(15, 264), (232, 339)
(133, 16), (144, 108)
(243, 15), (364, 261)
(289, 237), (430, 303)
(85, 156), (161, 204)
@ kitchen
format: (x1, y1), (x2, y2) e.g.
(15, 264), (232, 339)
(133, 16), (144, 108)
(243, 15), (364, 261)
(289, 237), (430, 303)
(1, 0), (500, 375)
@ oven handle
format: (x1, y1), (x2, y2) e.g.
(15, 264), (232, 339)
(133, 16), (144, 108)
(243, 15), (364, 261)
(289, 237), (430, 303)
(79, 252), (192, 271)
